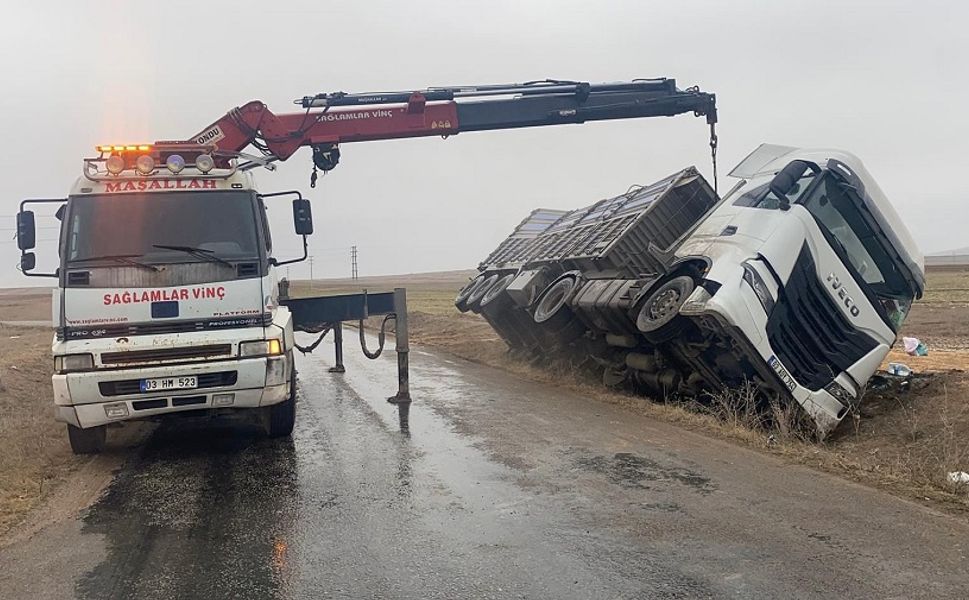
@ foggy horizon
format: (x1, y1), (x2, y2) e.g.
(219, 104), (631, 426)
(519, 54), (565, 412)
(3, 0), (967, 287)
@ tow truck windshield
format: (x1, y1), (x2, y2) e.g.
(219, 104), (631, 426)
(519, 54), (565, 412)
(800, 174), (916, 329)
(65, 191), (261, 266)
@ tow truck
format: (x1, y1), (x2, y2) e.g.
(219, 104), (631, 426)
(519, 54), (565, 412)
(15, 78), (719, 453)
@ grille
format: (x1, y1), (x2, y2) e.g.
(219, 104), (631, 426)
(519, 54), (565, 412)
(766, 246), (878, 391)
(99, 371), (238, 396)
(100, 344), (232, 365)
(58, 313), (271, 341)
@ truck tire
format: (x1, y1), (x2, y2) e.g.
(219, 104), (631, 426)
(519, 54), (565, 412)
(267, 368), (297, 438)
(635, 275), (695, 343)
(67, 424), (106, 455)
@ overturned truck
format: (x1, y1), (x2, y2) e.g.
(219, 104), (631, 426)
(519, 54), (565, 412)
(457, 144), (925, 436)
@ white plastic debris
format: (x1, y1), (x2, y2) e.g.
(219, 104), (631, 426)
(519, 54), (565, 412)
(886, 362), (912, 377)
(902, 337), (928, 356)
(947, 471), (969, 484)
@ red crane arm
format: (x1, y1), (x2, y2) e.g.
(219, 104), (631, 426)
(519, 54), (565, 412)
(178, 79), (717, 164)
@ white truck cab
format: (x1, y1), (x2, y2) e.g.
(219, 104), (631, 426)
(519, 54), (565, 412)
(17, 145), (315, 453)
(675, 144), (924, 433)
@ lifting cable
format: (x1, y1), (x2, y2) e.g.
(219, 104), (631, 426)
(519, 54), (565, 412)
(359, 313), (397, 360)
(709, 122), (719, 195)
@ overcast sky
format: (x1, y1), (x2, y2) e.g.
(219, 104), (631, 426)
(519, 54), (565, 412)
(2, 0), (967, 286)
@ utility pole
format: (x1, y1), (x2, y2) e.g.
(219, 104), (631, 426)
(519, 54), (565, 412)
(351, 245), (358, 280)
(308, 256), (314, 281)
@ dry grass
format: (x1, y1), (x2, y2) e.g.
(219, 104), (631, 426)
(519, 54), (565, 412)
(0, 289), (53, 322)
(0, 325), (77, 534)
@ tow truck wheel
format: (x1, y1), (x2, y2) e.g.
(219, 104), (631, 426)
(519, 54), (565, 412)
(67, 424), (106, 455)
(267, 368), (297, 438)
(635, 275), (695, 344)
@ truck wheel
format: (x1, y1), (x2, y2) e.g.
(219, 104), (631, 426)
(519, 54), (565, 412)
(67, 424), (106, 455)
(267, 369), (297, 438)
(635, 275), (695, 343)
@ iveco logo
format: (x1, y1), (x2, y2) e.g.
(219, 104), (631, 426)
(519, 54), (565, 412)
(826, 273), (861, 317)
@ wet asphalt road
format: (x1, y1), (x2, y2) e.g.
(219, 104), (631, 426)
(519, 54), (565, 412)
(2, 334), (968, 599)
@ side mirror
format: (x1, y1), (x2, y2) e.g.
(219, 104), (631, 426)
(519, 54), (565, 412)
(292, 198), (313, 236)
(17, 211), (36, 250)
(769, 160), (818, 210)
(20, 252), (36, 272)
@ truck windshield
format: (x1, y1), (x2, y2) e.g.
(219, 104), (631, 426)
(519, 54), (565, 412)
(800, 174), (915, 330)
(65, 192), (260, 265)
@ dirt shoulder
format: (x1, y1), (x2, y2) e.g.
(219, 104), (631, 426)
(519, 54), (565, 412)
(0, 325), (78, 536)
(0, 324), (148, 542)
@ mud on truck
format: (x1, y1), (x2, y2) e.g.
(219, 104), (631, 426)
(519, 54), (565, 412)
(457, 144), (924, 436)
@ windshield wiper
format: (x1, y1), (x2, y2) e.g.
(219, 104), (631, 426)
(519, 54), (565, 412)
(67, 254), (159, 272)
(152, 244), (234, 267)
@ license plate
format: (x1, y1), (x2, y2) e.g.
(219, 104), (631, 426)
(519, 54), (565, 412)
(140, 376), (198, 392)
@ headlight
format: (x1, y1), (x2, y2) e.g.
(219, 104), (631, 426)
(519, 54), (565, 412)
(742, 262), (775, 315)
(54, 353), (94, 373)
(240, 339), (283, 357)
(825, 379), (856, 408)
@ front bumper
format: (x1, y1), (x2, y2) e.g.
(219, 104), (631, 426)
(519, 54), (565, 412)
(691, 270), (876, 437)
(53, 355), (291, 429)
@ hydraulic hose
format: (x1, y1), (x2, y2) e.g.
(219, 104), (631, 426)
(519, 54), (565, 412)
(294, 325), (332, 354)
(360, 313), (396, 359)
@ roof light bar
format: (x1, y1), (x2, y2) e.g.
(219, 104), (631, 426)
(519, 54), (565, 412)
(96, 144), (153, 153)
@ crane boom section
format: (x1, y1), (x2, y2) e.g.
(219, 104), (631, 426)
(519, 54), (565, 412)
(181, 79), (716, 161)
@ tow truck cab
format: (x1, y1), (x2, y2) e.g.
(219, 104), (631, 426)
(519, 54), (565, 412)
(16, 145), (314, 453)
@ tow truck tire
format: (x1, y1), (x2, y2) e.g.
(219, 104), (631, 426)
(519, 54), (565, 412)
(635, 275), (695, 344)
(267, 369), (297, 438)
(67, 424), (106, 455)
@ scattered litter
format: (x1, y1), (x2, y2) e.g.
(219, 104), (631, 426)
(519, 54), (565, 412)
(9, 335), (20, 340)
(9, 365), (19, 371)
(886, 362), (912, 377)
(902, 337), (928, 356)
(947, 471), (969, 485)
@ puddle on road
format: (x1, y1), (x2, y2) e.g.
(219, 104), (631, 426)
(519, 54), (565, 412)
(572, 451), (716, 495)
